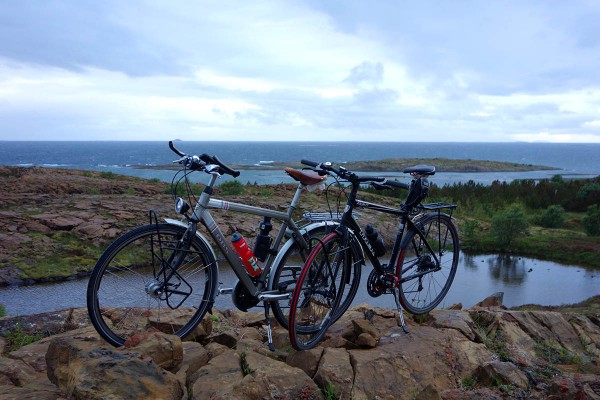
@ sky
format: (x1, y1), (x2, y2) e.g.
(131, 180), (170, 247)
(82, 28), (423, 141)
(1, 1), (600, 142)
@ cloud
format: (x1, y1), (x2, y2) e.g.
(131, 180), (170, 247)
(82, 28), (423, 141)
(0, 0), (600, 142)
(510, 131), (600, 143)
(344, 62), (384, 86)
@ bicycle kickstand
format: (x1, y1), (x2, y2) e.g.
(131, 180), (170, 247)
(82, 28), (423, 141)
(393, 288), (410, 334)
(263, 302), (276, 352)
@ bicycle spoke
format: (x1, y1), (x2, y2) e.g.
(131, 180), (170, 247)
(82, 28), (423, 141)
(398, 215), (459, 314)
(88, 224), (216, 346)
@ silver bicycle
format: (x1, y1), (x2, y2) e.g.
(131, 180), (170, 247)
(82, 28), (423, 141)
(87, 141), (341, 350)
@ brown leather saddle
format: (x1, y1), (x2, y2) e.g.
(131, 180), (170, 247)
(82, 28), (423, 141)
(284, 167), (327, 186)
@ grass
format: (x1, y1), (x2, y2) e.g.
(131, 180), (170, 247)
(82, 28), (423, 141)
(219, 180), (245, 196)
(485, 331), (511, 362)
(4, 322), (44, 351)
(470, 312), (511, 362)
(99, 171), (118, 179)
(534, 341), (581, 367)
(461, 376), (477, 390)
(323, 380), (336, 400)
(17, 232), (103, 281)
(459, 216), (600, 268)
(240, 351), (251, 376)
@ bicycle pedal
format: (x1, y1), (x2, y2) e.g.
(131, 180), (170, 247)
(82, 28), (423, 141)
(258, 293), (291, 301)
(218, 287), (233, 295)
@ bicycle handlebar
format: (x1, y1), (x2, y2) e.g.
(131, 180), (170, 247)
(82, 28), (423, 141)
(169, 141), (241, 178)
(301, 159), (403, 187)
(300, 159), (320, 168)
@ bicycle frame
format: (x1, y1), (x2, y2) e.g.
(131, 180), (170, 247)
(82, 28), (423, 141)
(337, 179), (448, 283)
(174, 171), (318, 299)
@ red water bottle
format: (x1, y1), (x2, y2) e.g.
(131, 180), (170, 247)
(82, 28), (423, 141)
(231, 232), (261, 277)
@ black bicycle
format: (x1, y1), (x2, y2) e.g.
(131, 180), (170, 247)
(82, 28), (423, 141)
(288, 160), (460, 350)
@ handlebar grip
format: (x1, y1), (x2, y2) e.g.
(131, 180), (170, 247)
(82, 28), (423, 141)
(301, 159), (320, 168)
(212, 155), (241, 178)
(386, 180), (410, 190)
(169, 141), (186, 157)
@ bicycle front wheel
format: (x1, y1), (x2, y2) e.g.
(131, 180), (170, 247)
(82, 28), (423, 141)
(270, 224), (334, 329)
(87, 223), (218, 347)
(397, 214), (459, 314)
(288, 231), (354, 350)
(270, 223), (362, 330)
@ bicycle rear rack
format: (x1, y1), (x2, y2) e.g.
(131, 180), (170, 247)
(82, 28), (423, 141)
(302, 211), (343, 222)
(419, 202), (457, 218)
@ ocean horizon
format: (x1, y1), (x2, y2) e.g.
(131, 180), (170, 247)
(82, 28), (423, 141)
(1, 141), (599, 186)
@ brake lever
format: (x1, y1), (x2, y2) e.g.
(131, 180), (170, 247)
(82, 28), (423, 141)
(173, 156), (188, 164)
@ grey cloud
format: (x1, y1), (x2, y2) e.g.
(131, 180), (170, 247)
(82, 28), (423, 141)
(344, 61), (384, 85)
(352, 88), (398, 106)
(0, 1), (180, 76)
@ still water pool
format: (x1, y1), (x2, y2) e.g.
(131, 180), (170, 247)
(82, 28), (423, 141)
(0, 254), (597, 316)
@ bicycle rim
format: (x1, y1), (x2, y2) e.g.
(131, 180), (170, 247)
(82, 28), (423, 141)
(288, 232), (349, 350)
(270, 224), (339, 329)
(87, 224), (217, 346)
(397, 214), (459, 314)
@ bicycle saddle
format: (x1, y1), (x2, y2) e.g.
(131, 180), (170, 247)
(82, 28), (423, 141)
(403, 165), (436, 176)
(285, 167), (327, 185)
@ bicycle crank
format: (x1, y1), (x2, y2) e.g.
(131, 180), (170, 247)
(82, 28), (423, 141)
(366, 266), (396, 298)
(232, 280), (260, 311)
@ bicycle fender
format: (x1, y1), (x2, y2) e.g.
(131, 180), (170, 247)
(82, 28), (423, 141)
(267, 221), (337, 291)
(267, 221), (365, 290)
(163, 218), (219, 270)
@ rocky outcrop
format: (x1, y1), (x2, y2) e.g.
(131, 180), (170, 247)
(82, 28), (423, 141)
(0, 297), (599, 399)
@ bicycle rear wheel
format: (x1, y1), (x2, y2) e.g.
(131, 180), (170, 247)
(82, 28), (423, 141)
(288, 231), (354, 350)
(397, 213), (459, 314)
(87, 223), (218, 346)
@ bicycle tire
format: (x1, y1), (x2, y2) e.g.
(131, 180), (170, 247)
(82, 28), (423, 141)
(288, 231), (355, 350)
(397, 213), (459, 314)
(87, 223), (218, 347)
(270, 223), (361, 329)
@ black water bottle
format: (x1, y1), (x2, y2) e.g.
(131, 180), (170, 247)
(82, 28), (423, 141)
(253, 217), (273, 262)
(365, 224), (386, 257)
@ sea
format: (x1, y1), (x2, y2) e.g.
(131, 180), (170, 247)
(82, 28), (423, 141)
(1, 141), (599, 186)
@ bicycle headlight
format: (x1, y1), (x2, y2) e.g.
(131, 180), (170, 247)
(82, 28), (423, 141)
(175, 197), (190, 215)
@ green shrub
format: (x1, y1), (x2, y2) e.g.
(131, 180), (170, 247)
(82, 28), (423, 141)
(461, 219), (481, 242)
(219, 180), (245, 196)
(538, 205), (565, 228)
(166, 183), (203, 196)
(583, 205), (600, 236)
(490, 204), (529, 248)
(99, 171), (117, 179)
(576, 183), (600, 200)
(0, 303), (5, 317)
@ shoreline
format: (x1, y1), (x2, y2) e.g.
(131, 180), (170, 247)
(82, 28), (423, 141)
(131, 157), (557, 173)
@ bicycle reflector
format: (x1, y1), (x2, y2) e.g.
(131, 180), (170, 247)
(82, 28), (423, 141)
(175, 197), (190, 215)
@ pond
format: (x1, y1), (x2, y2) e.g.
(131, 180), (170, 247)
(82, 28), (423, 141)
(0, 254), (597, 316)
